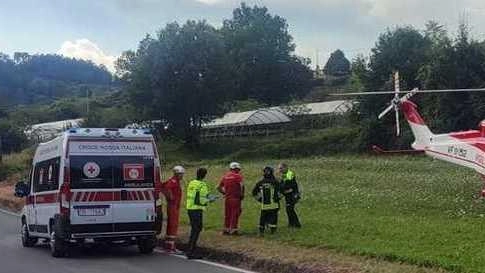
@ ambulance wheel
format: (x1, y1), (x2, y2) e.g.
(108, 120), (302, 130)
(21, 223), (37, 247)
(50, 231), (67, 258)
(138, 237), (155, 254)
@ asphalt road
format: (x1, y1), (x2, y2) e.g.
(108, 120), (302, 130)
(0, 210), (248, 273)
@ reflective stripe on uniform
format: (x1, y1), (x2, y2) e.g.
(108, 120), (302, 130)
(260, 184), (279, 210)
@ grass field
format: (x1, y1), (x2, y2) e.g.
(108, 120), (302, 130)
(2, 146), (485, 272)
(164, 155), (485, 273)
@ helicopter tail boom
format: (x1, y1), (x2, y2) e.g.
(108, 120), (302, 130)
(401, 100), (433, 150)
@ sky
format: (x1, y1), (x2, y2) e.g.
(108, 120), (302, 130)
(1, 0), (485, 72)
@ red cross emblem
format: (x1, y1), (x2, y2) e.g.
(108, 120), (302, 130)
(83, 162), (100, 178)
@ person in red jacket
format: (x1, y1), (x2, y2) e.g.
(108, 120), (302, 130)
(217, 162), (244, 235)
(162, 165), (185, 252)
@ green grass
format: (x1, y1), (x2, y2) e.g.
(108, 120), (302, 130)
(3, 141), (484, 272)
(165, 155), (485, 273)
(0, 148), (33, 181)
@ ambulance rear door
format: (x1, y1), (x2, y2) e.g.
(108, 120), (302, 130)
(69, 143), (115, 229)
(68, 139), (156, 234)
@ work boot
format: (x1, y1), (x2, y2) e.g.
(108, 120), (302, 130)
(164, 240), (176, 252)
(186, 252), (203, 259)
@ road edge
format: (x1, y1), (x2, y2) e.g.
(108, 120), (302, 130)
(0, 207), (20, 217)
(0, 207), (260, 273)
(163, 241), (324, 273)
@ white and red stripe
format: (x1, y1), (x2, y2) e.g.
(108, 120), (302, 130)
(71, 190), (155, 202)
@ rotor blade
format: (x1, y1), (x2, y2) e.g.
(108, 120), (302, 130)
(378, 104), (394, 119)
(394, 71), (400, 100)
(395, 105), (400, 136)
(330, 88), (485, 96)
(399, 88), (419, 102)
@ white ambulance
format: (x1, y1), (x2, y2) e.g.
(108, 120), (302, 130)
(14, 128), (163, 257)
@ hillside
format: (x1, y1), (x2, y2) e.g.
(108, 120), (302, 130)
(0, 52), (115, 106)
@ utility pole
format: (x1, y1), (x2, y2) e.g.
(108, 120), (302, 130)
(315, 49), (319, 68)
(315, 49), (321, 78)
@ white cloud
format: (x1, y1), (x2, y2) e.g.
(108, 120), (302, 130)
(58, 39), (117, 72)
(194, 0), (224, 5)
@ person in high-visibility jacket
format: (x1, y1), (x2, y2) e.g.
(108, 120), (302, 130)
(161, 165), (185, 253)
(217, 162), (244, 235)
(185, 167), (216, 259)
(278, 163), (301, 228)
(252, 166), (280, 235)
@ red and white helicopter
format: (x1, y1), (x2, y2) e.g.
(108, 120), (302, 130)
(336, 72), (485, 192)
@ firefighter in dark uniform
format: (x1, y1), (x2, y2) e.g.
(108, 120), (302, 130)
(278, 163), (301, 228)
(185, 168), (216, 259)
(252, 166), (280, 235)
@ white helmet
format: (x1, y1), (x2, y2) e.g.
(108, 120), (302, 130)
(173, 165), (185, 174)
(229, 162), (241, 170)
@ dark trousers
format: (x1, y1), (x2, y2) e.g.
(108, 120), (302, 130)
(187, 210), (203, 254)
(285, 203), (301, 228)
(259, 209), (278, 234)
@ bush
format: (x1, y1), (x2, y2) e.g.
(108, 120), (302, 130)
(0, 148), (33, 181)
(195, 127), (360, 161)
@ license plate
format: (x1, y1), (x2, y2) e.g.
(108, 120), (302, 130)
(77, 208), (106, 216)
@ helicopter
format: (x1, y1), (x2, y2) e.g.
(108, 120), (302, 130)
(334, 72), (485, 192)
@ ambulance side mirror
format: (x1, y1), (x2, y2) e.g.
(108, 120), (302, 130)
(14, 181), (29, 198)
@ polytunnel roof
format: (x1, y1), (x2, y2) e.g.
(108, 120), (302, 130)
(300, 100), (353, 115)
(272, 100), (354, 116)
(24, 118), (84, 140)
(203, 109), (290, 128)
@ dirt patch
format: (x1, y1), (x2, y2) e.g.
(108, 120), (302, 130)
(0, 174), (23, 212)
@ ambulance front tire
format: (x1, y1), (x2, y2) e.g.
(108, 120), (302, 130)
(138, 236), (156, 254)
(21, 222), (37, 247)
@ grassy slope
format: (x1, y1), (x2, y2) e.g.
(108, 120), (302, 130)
(165, 155), (485, 273)
(2, 145), (484, 272)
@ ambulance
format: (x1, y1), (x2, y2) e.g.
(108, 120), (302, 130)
(14, 128), (163, 257)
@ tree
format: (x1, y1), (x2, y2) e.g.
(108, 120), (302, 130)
(117, 20), (232, 146)
(48, 98), (85, 120)
(221, 3), (312, 104)
(353, 21), (485, 150)
(0, 119), (28, 154)
(324, 49), (350, 76)
(418, 21), (485, 132)
(368, 26), (428, 92)
(13, 52), (31, 64)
